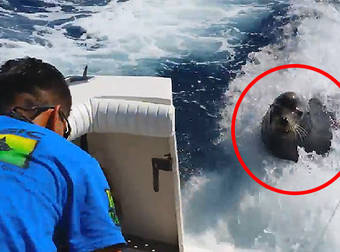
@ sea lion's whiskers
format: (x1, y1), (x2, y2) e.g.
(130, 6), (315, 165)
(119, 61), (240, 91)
(296, 126), (308, 141)
(297, 127), (307, 137)
(296, 128), (306, 143)
(292, 125), (304, 142)
(295, 124), (304, 134)
(296, 125), (308, 137)
(291, 127), (301, 139)
(297, 124), (308, 133)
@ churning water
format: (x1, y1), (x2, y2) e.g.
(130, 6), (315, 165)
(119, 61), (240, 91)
(1, 0), (340, 251)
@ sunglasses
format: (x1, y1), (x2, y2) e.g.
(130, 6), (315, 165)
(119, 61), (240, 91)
(10, 106), (71, 139)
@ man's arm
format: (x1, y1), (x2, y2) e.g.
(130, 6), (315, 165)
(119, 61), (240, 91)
(63, 155), (126, 251)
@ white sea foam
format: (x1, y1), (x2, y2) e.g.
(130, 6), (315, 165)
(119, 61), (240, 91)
(0, 0), (263, 75)
(184, 1), (340, 251)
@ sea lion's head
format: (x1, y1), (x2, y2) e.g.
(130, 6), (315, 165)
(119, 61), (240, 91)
(262, 91), (311, 162)
(268, 92), (309, 137)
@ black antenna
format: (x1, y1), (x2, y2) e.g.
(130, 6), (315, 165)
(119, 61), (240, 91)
(65, 65), (93, 84)
(83, 65), (88, 78)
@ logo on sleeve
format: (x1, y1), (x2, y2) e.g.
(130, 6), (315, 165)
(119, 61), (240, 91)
(105, 189), (120, 226)
(0, 134), (38, 168)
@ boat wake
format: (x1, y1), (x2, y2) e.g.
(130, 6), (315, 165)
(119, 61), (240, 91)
(183, 1), (340, 251)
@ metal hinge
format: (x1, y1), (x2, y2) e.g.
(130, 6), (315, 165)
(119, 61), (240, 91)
(152, 154), (172, 192)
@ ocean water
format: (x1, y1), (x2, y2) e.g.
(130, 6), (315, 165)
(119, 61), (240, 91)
(1, 0), (340, 251)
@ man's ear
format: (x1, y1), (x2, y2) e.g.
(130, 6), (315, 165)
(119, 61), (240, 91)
(33, 105), (65, 136)
(47, 105), (65, 136)
(32, 109), (54, 128)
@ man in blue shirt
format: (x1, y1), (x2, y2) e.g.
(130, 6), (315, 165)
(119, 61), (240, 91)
(0, 57), (126, 251)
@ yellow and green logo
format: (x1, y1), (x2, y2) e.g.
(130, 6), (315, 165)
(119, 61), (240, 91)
(0, 134), (38, 168)
(105, 189), (120, 226)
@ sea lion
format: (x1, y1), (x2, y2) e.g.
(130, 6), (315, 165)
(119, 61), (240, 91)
(261, 92), (333, 162)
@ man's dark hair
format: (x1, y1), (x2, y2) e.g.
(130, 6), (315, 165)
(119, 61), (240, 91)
(0, 57), (72, 116)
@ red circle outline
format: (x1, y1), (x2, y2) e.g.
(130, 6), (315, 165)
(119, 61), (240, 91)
(231, 64), (340, 195)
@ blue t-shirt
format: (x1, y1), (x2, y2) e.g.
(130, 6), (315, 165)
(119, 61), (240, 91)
(0, 116), (126, 252)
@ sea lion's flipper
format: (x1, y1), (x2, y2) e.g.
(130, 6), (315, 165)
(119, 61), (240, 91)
(304, 98), (333, 155)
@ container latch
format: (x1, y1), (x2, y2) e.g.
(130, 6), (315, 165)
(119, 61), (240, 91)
(152, 154), (172, 192)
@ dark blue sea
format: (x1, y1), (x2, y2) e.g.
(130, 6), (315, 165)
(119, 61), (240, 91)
(2, 0), (340, 250)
